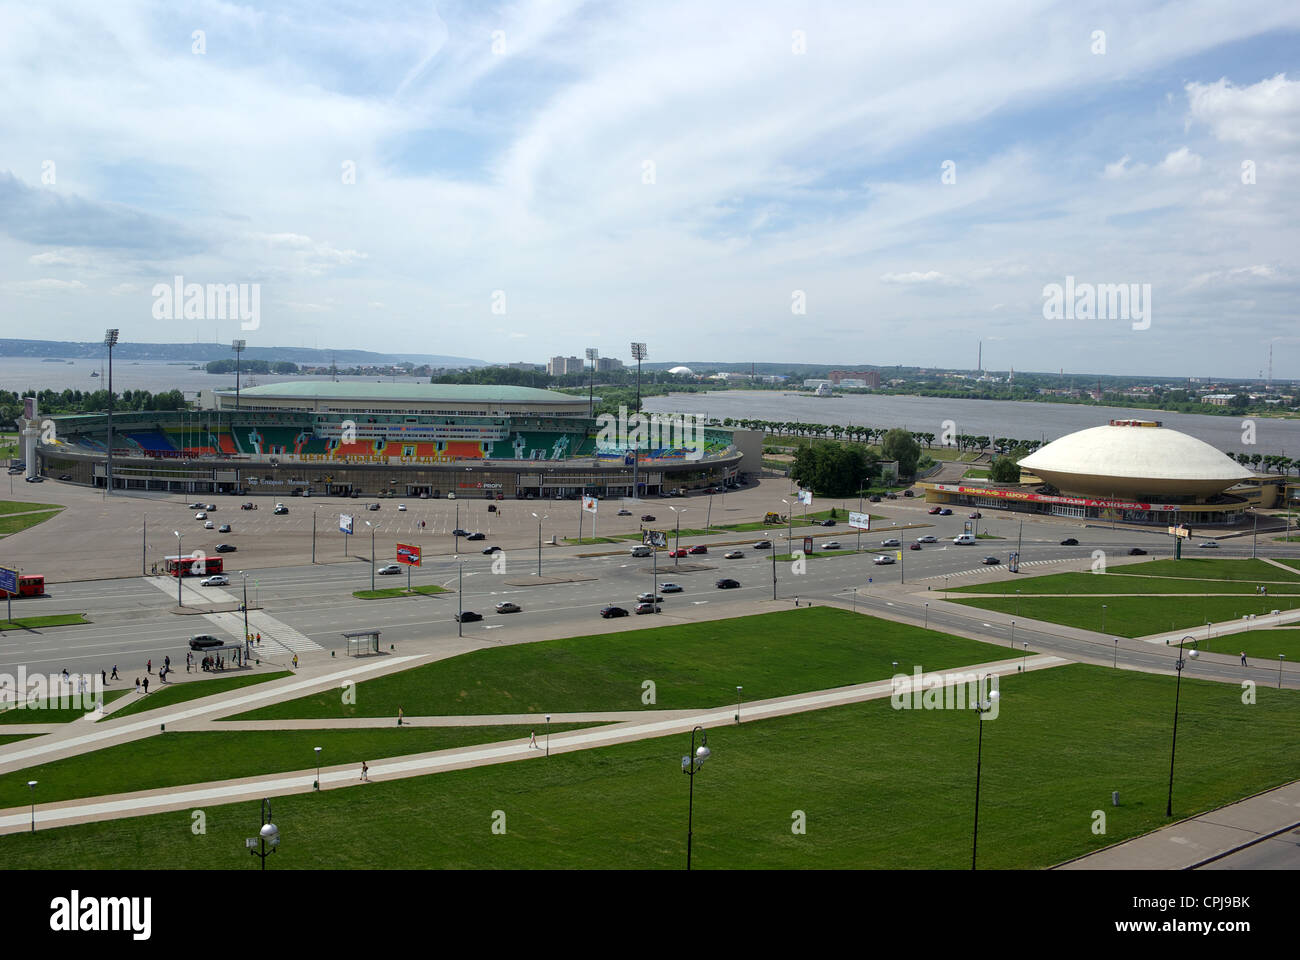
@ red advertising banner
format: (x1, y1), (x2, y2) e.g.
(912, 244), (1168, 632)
(931, 484), (1179, 512)
(396, 543), (422, 566)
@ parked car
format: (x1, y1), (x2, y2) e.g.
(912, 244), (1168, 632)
(928, 507), (942, 515)
(398, 504), (407, 511)
(58, 474), (72, 481)
(455, 611), (482, 623)
(25, 476), (43, 482)
(1060, 538), (1079, 546)
(205, 504), (216, 511)
(668, 548), (688, 558)
(452, 528), (471, 537)
(600, 606), (629, 618)
(902, 489), (914, 498)
(377, 564), (403, 575)
(982, 556), (1000, 565)
(821, 541), (842, 550)
(188, 502), (204, 509)
(215, 543), (237, 553)
(1198, 541), (1218, 548)
(241, 502), (256, 510)
(368, 503), (381, 511)
(688, 545), (707, 555)
(636, 593), (663, 604)
(969, 511), (982, 519)
(199, 575), (229, 587)
(880, 538), (901, 547)
(659, 583), (683, 593)
(873, 555), (894, 565)
(939, 508), (953, 516)
(916, 535), (938, 543)
(868, 495), (882, 503)
(641, 514), (656, 522)
(617, 509), (632, 516)
(204, 520), (215, 529)
(447, 493), (456, 500)
(466, 532), (486, 541)
(635, 602), (660, 615)
(724, 550), (744, 559)
(195, 512), (208, 520)
(188, 634), (224, 650)
(753, 540), (773, 549)
(274, 504), (288, 515)
(715, 578), (741, 589)
(885, 492), (898, 499)
(819, 519), (837, 527)
(495, 601), (521, 614)
(1128, 547), (1148, 555)
(216, 524), (231, 533)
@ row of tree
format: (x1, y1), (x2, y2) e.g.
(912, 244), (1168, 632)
(790, 429), (925, 495)
(0, 388), (189, 421)
(720, 417), (1048, 456)
(205, 359), (299, 375)
(1226, 452), (1300, 476)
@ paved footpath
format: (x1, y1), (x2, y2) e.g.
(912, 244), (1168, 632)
(1056, 779), (1300, 870)
(0, 654), (1066, 834)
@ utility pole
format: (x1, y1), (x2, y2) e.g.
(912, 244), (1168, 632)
(233, 339), (246, 410)
(631, 342), (646, 501)
(586, 347), (598, 420)
(104, 329), (118, 496)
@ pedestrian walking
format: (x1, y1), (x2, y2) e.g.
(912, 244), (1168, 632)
(62, 667), (70, 682)
(397, 706), (404, 726)
(256, 632), (262, 645)
(101, 668), (107, 686)
(164, 655), (170, 670)
(1241, 652), (1248, 666)
(360, 761), (369, 782)
(292, 654), (298, 670)
(134, 677), (141, 694)
(146, 659), (152, 675)
(111, 664), (118, 680)
(186, 652), (192, 673)
(529, 730), (539, 749)
(142, 676), (149, 694)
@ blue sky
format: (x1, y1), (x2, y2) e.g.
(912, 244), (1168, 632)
(1, 0), (1298, 378)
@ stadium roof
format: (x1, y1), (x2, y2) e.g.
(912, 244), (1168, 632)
(1018, 421), (1253, 497)
(214, 381), (579, 404)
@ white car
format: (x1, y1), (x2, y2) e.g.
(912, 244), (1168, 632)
(880, 538), (901, 547)
(873, 555), (895, 565)
(447, 493), (456, 500)
(199, 575), (229, 587)
(204, 520), (214, 529)
(916, 535), (938, 544)
(660, 583), (683, 593)
(820, 541), (841, 550)
(195, 512), (207, 520)
(1198, 541), (1219, 549)
(398, 504), (407, 511)
(377, 564), (403, 575)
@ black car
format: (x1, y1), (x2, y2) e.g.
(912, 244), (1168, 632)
(188, 634), (224, 650)
(1128, 547), (1148, 556)
(715, 578), (740, 589)
(819, 519), (836, 526)
(868, 494), (881, 502)
(482, 545), (501, 554)
(466, 532), (486, 541)
(58, 474), (72, 481)
(753, 540), (773, 549)
(452, 528), (470, 537)
(368, 503), (380, 511)
(1060, 538), (1079, 546)
(641, 515), (656, 522)
(455, 611), (483, 623)
(600, 606), (629, 618)
(981, 556), (1000, 565)
(215, 544), (237, 553)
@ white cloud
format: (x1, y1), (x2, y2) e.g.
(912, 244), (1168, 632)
(881, 271), (957, 286)
(1186, 73), (1300, 147)
(1158, 147), (1203, 174)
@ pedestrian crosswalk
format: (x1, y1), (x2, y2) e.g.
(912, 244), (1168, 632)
(918, 557), (1076, 581)
(144, 575), (322, 654)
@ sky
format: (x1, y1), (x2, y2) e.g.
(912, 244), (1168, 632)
(1, 0), (1298, 379)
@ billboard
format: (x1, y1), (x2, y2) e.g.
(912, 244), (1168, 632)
(643, 530), (667, 547)
(339, 513), (354, 534)
(798, 489), (813, 505)
(0, 567), (17, 595)
(848, 511), (871, 531)
(583, 495), (598, 514)
(396, 543), (421, 566)
(803, 536), (814, 554)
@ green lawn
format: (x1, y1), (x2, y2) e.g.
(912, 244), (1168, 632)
(232, 608), (1009, 720)
(952, 571), (1300, 597)
(773, 550), (870, 562)
(1275, 559), (1300, 573)
(0, 510), (63, 536)
(1201, 629), (1300, 661)
(352, 584), (449, 600)
(1122, 558), (1300, 582)
(7, 665), (1298, 869)
(964, 469), (991, 479)
(0, 724), (599, 811)
(0, 690), (130, 724)
(952, 594), (1295, 638)
(562, 537), (625, 545)
(0, 501), (63, 515)
(0, 613), (89, 632)
(0, 733), (40, 745)
(102, 671), (292, 721)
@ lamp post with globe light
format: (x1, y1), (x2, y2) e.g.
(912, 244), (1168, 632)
(971, 677), (1000, 870)
(1166, 637), (1199, 817)
(681, 726), (711, 870)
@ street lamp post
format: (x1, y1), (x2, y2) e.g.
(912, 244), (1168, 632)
(1166, 636), (1199, 817)
(456, 557), (463, 637)
(1101, 604), (1107, 634)
(1280, 654), (1287, 689)
(240, 571), (250, 656)
(366, 520), (382, 591)
(1021, 641), (1029, 673)
(545, 714), (551, 757)
(313, 746), (322, 790)
(532, 513), (547, 577)
(173, 530), (182, 607)
(781, 498), (793, 555)
(1113, 637), (1119, 669)
(27, 780), (37, 832)
(971, 678), (1000, 870)
(250, 798), (279, 870)
(924, 602), (929, 629)
(311, 509), (317, 563)
(1010, 619), (1015, 649)
(631, 342), (647, 499)
(735, 685), (742, 724)
(104, 329), (118, 496)
(670, 506), (685, 568)
(681, 725), (711, 870)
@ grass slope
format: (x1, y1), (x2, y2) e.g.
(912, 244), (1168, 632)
(952, 594), (1294, 638)
(103, 671), (291, 721)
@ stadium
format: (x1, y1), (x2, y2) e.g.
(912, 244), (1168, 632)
(20, 382), (760, 498)
(921, 419), (1275, 527)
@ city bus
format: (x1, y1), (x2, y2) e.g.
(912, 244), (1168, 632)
(163, 555), (224, 577)
(0, 574), (45, 598)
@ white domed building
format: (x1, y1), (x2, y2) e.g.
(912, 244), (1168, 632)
(667, 365), (694, 376)
(923, 420), (1264, 526)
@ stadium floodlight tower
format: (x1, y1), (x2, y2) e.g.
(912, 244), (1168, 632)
(630, 343), (647, 501)
(585, 348), (598, 420)
(104, 329), (119, 496)
(233, 339), (247, 410)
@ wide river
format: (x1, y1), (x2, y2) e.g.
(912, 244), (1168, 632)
(643, 390), (1300, 455)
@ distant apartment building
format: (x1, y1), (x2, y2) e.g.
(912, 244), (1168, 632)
(595, 357), (624, 372)
(1200, 394), (1236, 406)
(803, 379), (834, 390)
(827, 370), (880, 389)
(547, 356), (584, 376)
(506, 361), (541, 371)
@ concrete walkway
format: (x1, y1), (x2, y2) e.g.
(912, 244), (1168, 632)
(1056, 779), (1300, 870)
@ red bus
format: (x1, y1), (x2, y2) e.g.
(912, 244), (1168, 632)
(0, 574), (44, 598)
(163, 555), (224, 577)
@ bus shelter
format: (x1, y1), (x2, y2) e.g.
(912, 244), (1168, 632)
(342, 629), (381, 657)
